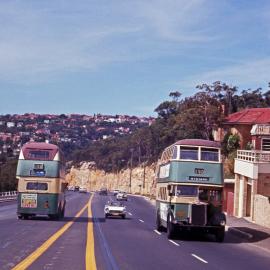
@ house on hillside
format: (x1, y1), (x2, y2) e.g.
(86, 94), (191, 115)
(221, 108), (270, 228)
(222, 108), (270, 149)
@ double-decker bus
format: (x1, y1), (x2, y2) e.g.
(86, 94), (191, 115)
(16, 142), (66, 219)
(155, 139), (226, 242)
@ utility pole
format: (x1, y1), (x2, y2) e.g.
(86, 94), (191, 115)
(129, 149), (134, 193)
(143, 161), (146, 194)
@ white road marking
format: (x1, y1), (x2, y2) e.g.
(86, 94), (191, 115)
(154, 230), (161, 235)
(191, 254), (208, 264)
(169, 240), (180, 246)
(139, 219), (144, 223)
(2, 241), (12, 249)
(128, 212), (132, 216)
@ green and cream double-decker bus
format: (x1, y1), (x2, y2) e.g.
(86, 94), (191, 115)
(156, 139), (226, 242)
(16, 142), (66, 220)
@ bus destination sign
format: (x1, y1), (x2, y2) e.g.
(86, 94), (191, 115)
(189, 176), (209, 182)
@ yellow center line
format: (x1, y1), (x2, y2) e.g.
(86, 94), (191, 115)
(12, 196), (92, 270)
(85, 194), (97, 270)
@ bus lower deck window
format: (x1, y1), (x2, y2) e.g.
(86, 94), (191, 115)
(26, 182), (48, 191)
(176, 186), (198, 196)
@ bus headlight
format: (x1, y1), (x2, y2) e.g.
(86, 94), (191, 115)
(220, 220), (226, 226)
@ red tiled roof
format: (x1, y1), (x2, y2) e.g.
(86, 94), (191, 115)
(224, 108), (270, 125)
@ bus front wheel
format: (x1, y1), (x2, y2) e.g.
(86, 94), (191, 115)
(167, 214), (175, 239)
(215, 227), (225, 242)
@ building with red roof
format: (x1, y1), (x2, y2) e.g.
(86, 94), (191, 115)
(223, 108), (270, 149)
(222, 108), (270, 228)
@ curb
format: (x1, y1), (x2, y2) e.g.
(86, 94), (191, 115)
(228, 226), (253, 240)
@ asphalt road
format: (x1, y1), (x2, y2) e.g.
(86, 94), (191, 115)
(0, 192), (270, 270)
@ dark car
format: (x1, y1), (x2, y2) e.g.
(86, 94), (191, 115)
(99, 188), (108, 195)
(74, 186), (80, 192)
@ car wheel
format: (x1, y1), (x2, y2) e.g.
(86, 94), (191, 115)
(122, 215), (125, 219)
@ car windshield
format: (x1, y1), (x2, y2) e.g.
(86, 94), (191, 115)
(109, 201), (122, 206)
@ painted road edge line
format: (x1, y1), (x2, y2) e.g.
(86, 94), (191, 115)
(169, 240), (180, 246)
(12, 198), (90, 270)
(139, 219), (144, 223)
(154, 230), (161, 235)
(86, 194), (97, 270)
(191, 254), (208, 264)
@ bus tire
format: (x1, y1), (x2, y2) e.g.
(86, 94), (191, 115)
(156, 211), (163, 232)
(215, 227), (225, 242)
(167, 214), (175, 239)
(22, 214), (29, 220)
(61, 202), (66, 218)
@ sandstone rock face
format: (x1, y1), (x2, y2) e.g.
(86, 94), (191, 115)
(65, 162), (157, 198)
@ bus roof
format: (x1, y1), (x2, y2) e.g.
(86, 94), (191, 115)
(174, 139), (221, 148)
(21, 142), (59, 161)
(21, 142), (59, 151)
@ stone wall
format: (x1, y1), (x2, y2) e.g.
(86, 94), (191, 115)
(253, 194), (270, 228)
(257, 174), (270, 196)
(65, 162), (157, 198)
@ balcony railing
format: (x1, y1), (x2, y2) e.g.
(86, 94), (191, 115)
(237, 150), (270, 163)
(251, 124), (270, 135)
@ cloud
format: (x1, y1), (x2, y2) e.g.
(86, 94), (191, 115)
(0, 0), (269, 88)
(135, 0), (221, 43)
(179, 58), (270, 92)
(0, 1), (225, 83)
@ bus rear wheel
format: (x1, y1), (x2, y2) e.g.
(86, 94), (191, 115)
(156, 211), (163, 232)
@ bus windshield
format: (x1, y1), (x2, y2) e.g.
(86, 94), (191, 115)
(175, 185), (198, 196)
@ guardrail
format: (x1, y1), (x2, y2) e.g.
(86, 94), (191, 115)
(237, 150), (270, 163)
(0, 191), (18, 203)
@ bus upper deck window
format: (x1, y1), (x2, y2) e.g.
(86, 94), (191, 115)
(201, 148), (219, 161)
(28, 150), (50, 160)
(172, 146), (178, 159)
(180, 147), (198, 160)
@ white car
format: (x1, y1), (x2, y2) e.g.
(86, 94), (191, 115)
(112, 189), (120, 196)
(104, 201), (126, 219)
(116, 192), (127, 201)
(68, 186), (75, 191)
(79, 187), (87, 193)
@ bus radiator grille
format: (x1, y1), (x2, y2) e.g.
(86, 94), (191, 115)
(191, 204), (207, 226)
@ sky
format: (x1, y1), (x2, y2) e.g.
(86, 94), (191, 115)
(0, 0), (270, 116)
